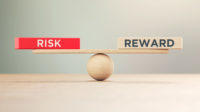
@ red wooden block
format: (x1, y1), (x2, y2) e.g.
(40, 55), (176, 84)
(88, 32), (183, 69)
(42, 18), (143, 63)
(15, 37), (80, 49)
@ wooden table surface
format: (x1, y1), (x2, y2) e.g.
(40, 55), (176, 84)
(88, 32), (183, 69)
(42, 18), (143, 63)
(0, 74), (200, 112)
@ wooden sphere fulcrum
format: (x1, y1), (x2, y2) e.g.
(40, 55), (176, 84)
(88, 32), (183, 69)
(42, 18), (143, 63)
(87, 53), (114, 81)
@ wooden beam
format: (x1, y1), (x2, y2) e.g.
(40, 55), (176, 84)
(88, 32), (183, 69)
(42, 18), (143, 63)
(32, 49), (168, 54)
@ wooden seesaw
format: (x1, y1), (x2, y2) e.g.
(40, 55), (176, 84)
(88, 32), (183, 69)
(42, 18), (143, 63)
(32, 49), (169, 81)
(16, 37), (183, 81)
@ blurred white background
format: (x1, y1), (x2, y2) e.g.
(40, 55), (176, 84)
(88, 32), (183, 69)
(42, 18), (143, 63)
(0, 0), (199, 74)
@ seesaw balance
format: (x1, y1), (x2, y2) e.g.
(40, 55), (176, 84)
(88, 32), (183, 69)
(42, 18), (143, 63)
(16, 37), (182, 81)
(32, 49), (169, 81)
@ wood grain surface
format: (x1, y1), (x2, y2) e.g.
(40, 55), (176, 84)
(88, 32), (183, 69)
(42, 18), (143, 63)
(32, 49), (168, 54)
(0, 74), (200, 112)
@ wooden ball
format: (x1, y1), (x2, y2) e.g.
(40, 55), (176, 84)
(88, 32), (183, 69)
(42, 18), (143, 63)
(87, 53), (114, 81)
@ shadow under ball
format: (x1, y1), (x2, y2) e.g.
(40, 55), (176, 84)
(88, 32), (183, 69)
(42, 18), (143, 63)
(87, 53), (114, 81)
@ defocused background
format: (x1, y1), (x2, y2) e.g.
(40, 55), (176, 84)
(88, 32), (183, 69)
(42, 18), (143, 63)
(0, 0), (199, 74)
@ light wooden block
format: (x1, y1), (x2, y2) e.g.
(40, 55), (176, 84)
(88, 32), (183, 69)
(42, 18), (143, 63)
(118, 37), (183, 49)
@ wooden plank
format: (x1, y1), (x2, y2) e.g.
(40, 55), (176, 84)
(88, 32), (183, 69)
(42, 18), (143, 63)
(32, 49), (168, 54)
(118, 37), (183, 49)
